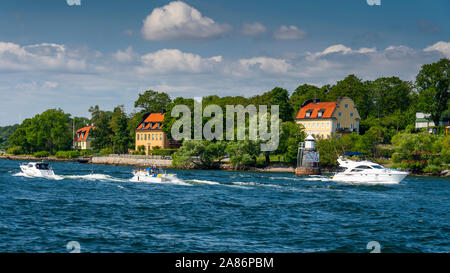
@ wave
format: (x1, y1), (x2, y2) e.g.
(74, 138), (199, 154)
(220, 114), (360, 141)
(186, 179), (221, 185)
(231, 181), (282, 189)
(62, 173), (127, 182)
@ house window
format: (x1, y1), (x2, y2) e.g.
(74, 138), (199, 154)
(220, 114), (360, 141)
(327, 123), (329, 128)
(318, 111), (323, 117)
(312, 123), (315, 128)
(338, 112), (342, 117)
(152, 134), (154, 140)
(160, 134), (162, 140)
(350, 113), (354, 118)
(345, 104), (349, 108)
(351, 123), (354, 130)
(145, 134), (147, 140)
(306, 111), (311, 118)
(137, 134), (139, 141)
(322, 123), (324, 128)
(337, 122), (341, 129)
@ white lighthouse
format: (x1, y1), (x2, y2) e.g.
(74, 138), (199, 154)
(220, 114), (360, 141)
(295, 135), (321, 175)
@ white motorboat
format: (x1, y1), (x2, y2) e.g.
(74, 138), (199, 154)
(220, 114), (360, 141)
(332, 157), (408, 184)
(130, 167), (178, 183)
(20, 162), (56, 178)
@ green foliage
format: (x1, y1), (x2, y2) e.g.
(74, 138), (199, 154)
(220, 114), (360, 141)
(134, 90), (171, 114)
(290, 84), (327, 119)
(391, 132), (449, 173)
(226, 140), (262, 169)
(8, 109), (72, 154)
(172, 140), (226, 169)
(0, 124), (19, 150)
(33, 151), (50, 158)
(137, 145), (145, 152)
(100, 148), (113, 155)
(149, 149), (177, 156)
(416, 58), (450, 126)
(278, 121), (306, 165)
(110, 105), (132, 153)
(7, 146), (23, 155)
(55, 151), (81, 159)
(90, 109), (114, 151)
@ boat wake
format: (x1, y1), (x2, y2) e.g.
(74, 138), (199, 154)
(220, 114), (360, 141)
(186, 179), (221, 185)
(62, 174), (129, 183)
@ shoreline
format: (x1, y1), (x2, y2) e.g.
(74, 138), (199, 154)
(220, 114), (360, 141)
(1, 155), (448, 177)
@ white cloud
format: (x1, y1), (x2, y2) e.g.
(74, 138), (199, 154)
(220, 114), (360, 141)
(0, 42), (86, 72)
(241, 22), (266, 36)
(424, 41), (450, 58)
(307, 44), (377, 60)
(113, 46), (136, 63)
(138, 49), (222, 73)
(141, 1), (230, 40)
(239, 57), (292, 74)
(66, 0), (81, 6)
(273, 25), (306, 40)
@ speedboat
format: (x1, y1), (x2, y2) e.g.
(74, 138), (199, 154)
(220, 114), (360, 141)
(20, 162), (56, 177)
(130, 167), (178, 183)
(332, 157), (408, 184)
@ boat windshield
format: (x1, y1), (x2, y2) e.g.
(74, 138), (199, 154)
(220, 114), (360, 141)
(371, 165), (384, 169)
(36, 163), (49, 170)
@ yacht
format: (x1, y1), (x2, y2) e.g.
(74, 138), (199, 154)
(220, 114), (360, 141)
(20, 162), (56, 178)
(130, 167), (178, 183)
(332, 157), (408, 184)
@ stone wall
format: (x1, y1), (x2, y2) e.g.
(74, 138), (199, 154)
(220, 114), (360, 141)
(91, 156), (172, 168)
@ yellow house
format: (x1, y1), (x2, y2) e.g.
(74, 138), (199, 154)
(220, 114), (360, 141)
(74, 126), (95, 150)
(295, 97), (360, 138)
(135, 113), (170, 154)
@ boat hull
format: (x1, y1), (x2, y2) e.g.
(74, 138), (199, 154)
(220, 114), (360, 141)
(332, 172), (408, 184)
(20, 165), (55, 178)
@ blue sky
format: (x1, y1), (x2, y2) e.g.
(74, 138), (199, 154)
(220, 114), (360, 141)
(0, 0), (449, 125)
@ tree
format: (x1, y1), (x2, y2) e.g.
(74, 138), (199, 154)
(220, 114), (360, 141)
(134, 90), (171, 114)
(290, 84), (328, 119)
(8, 109), (72, 154)
(110, 105), (131, 153)
(416, 58), (450, 126)
(326, 75), (373, 120)
(226, 140), (261, 169)
(172, 140), (226, 169)
(90, 110), (114, 151)
(277, 121), (306, 165)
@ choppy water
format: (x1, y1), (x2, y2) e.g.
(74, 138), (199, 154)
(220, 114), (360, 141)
(0, 159), (448, 253)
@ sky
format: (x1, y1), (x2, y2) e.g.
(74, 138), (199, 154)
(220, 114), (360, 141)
(0, 0), (449, 125)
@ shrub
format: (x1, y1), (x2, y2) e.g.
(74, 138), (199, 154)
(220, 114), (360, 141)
(34, 151), (50, 158)
(132, 151), (146, 155)
(149, 149), (177, 156)
(7, 146), (23, 155)
(55, 151), (81, 159)
(100, 148), (113, 156)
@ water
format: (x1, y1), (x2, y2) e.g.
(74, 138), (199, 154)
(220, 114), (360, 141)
(0, 159), (448, 253)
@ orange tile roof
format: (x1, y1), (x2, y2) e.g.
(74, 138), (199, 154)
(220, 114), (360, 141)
(296, 102), (337, 119)
(75, 126), (95, 142)
(136, 113), (165, 131)
(144, 113), (164, 123)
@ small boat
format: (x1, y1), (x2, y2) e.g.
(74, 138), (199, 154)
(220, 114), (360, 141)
(130, 167), (178, 183)
(332, 156), (408, 184)
(20, 162), (56, 178)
